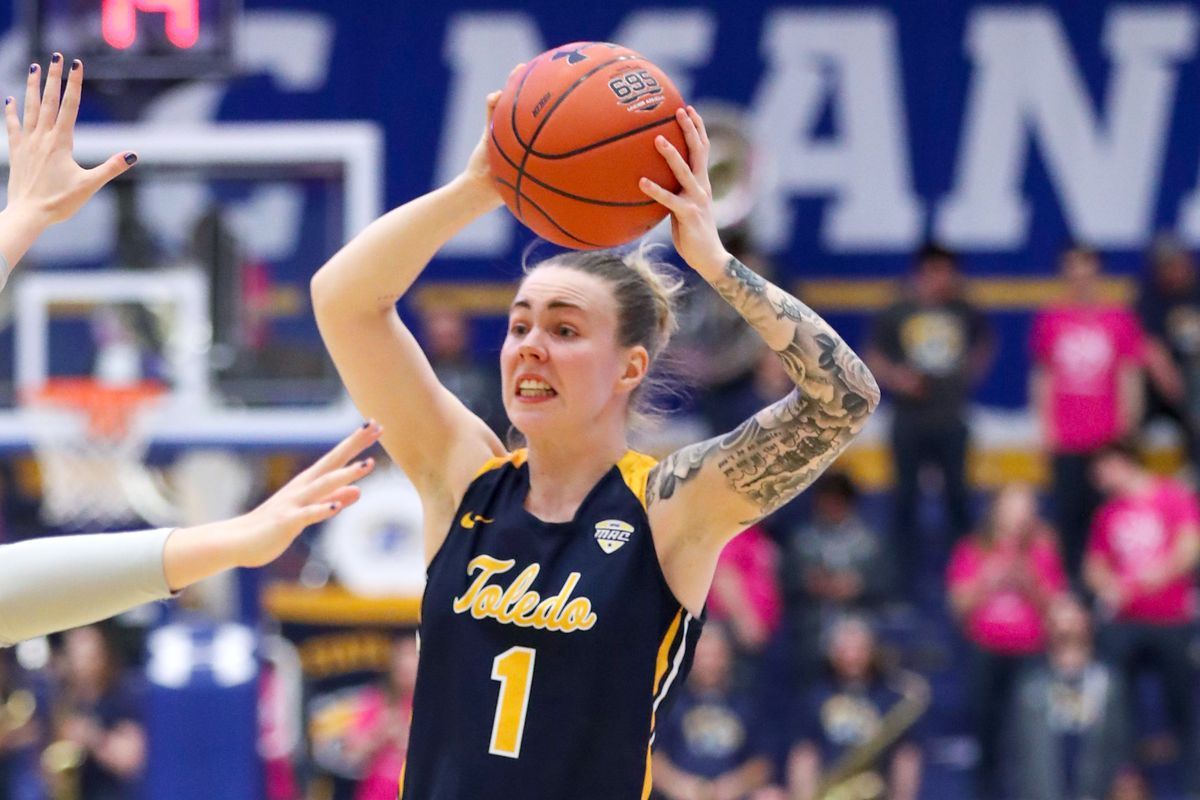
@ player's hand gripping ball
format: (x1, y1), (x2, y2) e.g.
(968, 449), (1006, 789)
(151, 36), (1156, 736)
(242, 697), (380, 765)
(487, 42), (688, 249)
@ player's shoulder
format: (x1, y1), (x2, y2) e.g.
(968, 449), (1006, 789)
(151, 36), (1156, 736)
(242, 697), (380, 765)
(473, 448), (528, 479)
(614, 450), (658, 509)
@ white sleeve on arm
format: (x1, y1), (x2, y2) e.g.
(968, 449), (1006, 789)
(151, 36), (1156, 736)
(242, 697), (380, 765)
(0, 528), (175, 647)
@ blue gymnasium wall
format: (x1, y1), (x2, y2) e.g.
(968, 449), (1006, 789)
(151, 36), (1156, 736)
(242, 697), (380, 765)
(5, 1), (1200, 409)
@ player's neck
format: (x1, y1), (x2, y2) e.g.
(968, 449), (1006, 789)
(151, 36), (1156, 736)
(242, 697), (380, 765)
(523, 429), (629, 524)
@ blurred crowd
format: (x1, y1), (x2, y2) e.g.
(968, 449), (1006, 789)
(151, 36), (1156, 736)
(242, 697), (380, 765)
(4, 234), (1200, 800)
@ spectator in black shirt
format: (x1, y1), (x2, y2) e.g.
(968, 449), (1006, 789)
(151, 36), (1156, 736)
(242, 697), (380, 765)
(49, 626), (145, 800)
(1137, 234), (1200, 464)
(867, 243), (993, 599)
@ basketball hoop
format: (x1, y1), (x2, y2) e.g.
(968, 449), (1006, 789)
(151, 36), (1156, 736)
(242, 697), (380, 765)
(21, 379), (169, 529)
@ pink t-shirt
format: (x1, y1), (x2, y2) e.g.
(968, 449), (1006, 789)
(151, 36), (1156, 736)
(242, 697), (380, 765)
(707, 525), (782, 636)
(1030, 304), (1145, 453)
(947, 533), (1067, 655)
(350, 687), (411, 800)
(1087, 478), (1200, 624)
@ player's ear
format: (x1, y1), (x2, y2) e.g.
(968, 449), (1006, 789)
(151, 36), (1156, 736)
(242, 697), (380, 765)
(616, 345), (649, 394)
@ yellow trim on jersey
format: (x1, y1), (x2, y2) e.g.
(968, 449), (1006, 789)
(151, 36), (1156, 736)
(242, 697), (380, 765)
(397, 761), (406, 798)
(473, 448), (528, 478)
(616, 450), (658, 510)
(642, 609), (684, 799)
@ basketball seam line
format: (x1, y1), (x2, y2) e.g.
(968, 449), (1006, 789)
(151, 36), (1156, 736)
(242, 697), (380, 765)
(489, 127), (657, 208)
(519, 115), (679, 160)
(493, 177), (605, 248)
(511, 51), (639, 221)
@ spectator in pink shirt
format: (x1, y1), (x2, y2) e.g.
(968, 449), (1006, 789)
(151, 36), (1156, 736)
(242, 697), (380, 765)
(1030, 245), (1146, 579)
(947, 484), (1068, 800)
(709, 524), (783, 664)
(346, 634), (419, 800)
(1084, 441), (1200, 795)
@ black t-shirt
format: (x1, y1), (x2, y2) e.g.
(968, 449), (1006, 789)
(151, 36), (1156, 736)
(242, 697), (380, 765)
(790, 674), (923, 769)
(869, 298), (990, 424)
(1139, 280), (1200, 422)
(655, 686), (770, 782)
(77, 677), (144, 800)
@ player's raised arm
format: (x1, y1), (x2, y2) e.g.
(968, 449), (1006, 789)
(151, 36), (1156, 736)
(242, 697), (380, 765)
(0, 423), (381, 647)
(311, 90), (512, 545)
(0, 55), (137, 288)
(638, 106), (879, 610)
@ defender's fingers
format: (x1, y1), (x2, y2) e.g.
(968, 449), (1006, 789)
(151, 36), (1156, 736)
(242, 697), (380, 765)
(292, 489), (363, 528)
(297, 458), (375, 504)
(5, 98), (19, 147)
(655, 135), (704, 197)
(638, 176), (685, 215)
(300, 421), (383, 479)
(83, 151), (138, 194)
(56, 60), (83, 136)
(36, 54), (64, 131)
(23, 64), (40, 132)
(322, 486), (362, 508)
(291, 500), (345, 529)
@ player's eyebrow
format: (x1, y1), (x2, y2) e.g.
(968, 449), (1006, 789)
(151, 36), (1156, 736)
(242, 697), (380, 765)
(509, 298), (585, 312)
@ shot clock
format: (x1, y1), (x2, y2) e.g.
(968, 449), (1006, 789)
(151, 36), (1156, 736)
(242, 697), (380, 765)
(25, 0), (240, 80)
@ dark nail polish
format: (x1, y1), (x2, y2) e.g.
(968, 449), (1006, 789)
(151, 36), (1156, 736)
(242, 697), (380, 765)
(361, 421), (370, 429)
(4, 98), (10, 106)
(71, 60), (80, 71)
(329, 503), (339, 510)
(51, 53), (61, 64)
(29, 64), (37, 74)
(124, 152), (138, 165)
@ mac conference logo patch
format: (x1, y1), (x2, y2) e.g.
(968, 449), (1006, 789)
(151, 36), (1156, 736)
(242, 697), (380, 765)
(594, 519), (634, 554)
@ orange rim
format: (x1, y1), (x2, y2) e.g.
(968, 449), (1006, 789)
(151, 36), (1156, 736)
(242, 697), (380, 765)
(23, 378), (167, 439)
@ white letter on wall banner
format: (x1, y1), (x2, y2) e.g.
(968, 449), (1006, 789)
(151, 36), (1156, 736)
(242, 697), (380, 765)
(751, 9), (922, 252)
(938, 6), (1195, 250)
(435, 13), (544, 256)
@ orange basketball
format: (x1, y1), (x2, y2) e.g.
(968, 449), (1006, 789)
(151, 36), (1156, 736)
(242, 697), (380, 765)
(488, 42), (688, 250)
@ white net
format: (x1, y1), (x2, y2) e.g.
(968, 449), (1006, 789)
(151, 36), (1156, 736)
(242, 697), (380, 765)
(23, 386), (170, 530)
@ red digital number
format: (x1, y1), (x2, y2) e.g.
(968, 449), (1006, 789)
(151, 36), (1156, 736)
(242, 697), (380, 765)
(102, 0), (201, 50)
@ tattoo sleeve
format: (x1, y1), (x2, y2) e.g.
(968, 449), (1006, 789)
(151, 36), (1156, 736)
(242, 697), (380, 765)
(647, 257), (880, 521)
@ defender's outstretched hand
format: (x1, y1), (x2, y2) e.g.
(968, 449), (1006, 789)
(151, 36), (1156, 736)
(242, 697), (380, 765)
(0, 423), (384, 647)
(0, 55), (137, 276)
(638, 105), (729, 276)
(162, 421), (384, 589)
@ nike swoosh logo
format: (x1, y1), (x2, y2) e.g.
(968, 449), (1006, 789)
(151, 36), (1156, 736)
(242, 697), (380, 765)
(460, 513), (494, 529)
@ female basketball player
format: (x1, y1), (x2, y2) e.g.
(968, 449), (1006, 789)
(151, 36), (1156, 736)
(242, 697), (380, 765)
(312, 89), (878, 799)
(0, 57), (381, 646)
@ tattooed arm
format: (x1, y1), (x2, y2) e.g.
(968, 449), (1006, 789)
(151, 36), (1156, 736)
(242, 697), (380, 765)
(639, 107), (878, 613)
(647, 256), (877, 518)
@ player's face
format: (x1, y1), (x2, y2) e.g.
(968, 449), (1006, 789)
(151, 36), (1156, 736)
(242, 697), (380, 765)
(63, 627), (109, 687)
(1062, 250), (1100, 297)
(689, 629), (732, 691)
(390, 636), (420, 695)
(1090, 454), (1133, 496)
(829, 623), (874, 682)
(501, 266), (641, 439)
(990, 484), (1036, 542)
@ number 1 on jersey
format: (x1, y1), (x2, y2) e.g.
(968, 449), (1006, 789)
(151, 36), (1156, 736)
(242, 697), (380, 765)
(489, 646), (536, 758)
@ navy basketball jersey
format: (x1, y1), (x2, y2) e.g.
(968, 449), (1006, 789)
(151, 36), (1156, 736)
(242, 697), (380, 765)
(400, 449), (702, 800)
